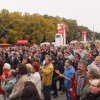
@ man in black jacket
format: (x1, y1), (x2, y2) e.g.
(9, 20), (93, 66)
(56, 51), (66, 92)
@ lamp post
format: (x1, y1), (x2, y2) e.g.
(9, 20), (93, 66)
(50, 36), (52, 45)
(92, 24), (95, 43)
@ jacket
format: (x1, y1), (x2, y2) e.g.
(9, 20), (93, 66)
(9, 74), (29, 100)
(1, 77), (17, 98)
(42, 63), (54, 86)
(71, 71), (87, 100)
(29, 72), (41, 97)
(82, 92), (100, 100)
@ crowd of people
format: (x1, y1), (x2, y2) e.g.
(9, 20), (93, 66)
(0, 42), (100, 100)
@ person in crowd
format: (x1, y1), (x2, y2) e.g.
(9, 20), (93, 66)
(91, 48), (99, 59)
(91, 56), (100, 68)
(21, 81), (41, 100)
(0, 63), (11, 99)
(9, 64), (29, 100)
(42, 54), (49, 66)
(33, 54), (39, 62)
(84, 52), (93, 65)
(3, 63), (11, 79)
(56, 51), (66, 92)
(0, 58), (4, 100)
(51, 57), (58, 98)
(19, 49), (24, 63)
(72, 54), (81, 71)
(21, 57), (28, 64)
(0, 57), (4, 75)
(66, 49), (75, 60)
(40, 56), (54, 100)
(56, 59), (75, 100)
(1, 69), (17, 100)
(77, 49), (85, 59)
(13, 52), (21, 69)
(29, 61), (41, 97)
(26, 63), (33, 76)
(80, 65), (100, 100)
(82, 79), (100, 100)
(71, 60), (87, 100)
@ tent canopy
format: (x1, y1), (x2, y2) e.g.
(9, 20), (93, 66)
(0, 43), (11, 47)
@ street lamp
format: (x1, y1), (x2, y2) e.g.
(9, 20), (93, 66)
(50, 36), (52, 45)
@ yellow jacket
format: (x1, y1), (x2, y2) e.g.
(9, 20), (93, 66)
(42, 63), (54, 86)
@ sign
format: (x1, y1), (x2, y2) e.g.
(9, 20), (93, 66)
(57, 24), (65, 34)
(82, 31), (87, 43)
(55, 23), (66, 46)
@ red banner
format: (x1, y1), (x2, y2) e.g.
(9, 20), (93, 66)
(17, 40), (29, 44)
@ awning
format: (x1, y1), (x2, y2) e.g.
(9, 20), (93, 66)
(0, 43), (11, 47)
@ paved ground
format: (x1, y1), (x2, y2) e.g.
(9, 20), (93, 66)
(41, 81), (66, 100)
(51, 91), (66, 100)
(41, 90), (66, 100)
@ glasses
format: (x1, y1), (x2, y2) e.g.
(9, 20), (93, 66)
(90, 83), (99, 87)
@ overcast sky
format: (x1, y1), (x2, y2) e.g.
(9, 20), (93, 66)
(0, 0), (100, 32)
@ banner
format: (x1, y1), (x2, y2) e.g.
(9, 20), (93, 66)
(17, 40), (29, 44)
(82, 31), (87, 42)
(57, 24), (65, 34)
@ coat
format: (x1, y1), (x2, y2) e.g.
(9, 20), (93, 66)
(29, 72), (41, 97)
(1, 77), (17, 98)
(82, 92), (100, 100)
(0, 70), (10, 95)
(42, 63), (54, 86)
(9, 74), (29, 100)
(71, 71), (87, 100)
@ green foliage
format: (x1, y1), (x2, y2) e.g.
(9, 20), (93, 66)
(0, 9), (98, 44)
(95, 33), (100, 40)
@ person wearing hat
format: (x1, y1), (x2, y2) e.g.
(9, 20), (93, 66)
(80, 65), (100, 100)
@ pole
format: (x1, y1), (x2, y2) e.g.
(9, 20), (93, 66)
(93, 24), (95, 42)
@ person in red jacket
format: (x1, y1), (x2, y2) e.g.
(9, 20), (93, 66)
(0, 58), (4, 99)
(0, 63), (11, 99)
(71, 60), (87, 100)
(3, 63), (11, 79)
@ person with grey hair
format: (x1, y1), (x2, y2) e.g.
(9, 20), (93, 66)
(80, 65), (100, 100)
(82, 79), (100, 100)
(1, 69), (17, 100)
(26, 63), (33, 76)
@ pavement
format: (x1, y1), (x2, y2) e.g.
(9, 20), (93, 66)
(41, 90), (66, 100)
(51, 91), (66, 100)
(41, 81), (66, 100)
